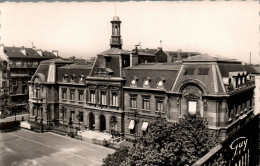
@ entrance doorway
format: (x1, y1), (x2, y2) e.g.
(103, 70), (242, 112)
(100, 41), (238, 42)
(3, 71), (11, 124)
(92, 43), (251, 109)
(99, 114), (106, 132)
(89, 113), (95, 130)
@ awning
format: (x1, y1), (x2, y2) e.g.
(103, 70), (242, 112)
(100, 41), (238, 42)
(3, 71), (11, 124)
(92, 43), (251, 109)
(141, 122), (149, 131)
(128, 120), (135, 129)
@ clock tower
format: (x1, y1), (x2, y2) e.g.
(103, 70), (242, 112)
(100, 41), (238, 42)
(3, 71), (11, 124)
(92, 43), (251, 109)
(110, 16), (122, 49)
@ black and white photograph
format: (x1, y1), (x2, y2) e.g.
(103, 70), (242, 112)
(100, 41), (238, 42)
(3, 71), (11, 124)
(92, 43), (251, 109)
(0, 1), (259, 166)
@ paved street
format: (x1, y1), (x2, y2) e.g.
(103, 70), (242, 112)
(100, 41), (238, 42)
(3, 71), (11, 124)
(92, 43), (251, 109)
(0, 129), (114, 166)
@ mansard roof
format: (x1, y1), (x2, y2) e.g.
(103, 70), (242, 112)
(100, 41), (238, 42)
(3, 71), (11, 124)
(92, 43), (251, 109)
(183, 54), (239, 63)
(98, 48), (130, 56)
(124, 63), (181, 90)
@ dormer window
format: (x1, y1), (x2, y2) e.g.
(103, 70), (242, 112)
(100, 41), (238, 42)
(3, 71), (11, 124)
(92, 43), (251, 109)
(63, 74), (68, 82)
(156, 78), (165, 89)
(130, 77), (137, 87)
(79, 75), (85, 82)
(143, 78), (150, 87)
(71, 75), (76, 82)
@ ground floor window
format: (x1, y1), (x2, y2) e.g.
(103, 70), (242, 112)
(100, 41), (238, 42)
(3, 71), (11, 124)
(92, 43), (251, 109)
(129, 120), (136, 134)
(70, 110), (75, 121)
(77, 112), (84, 122)
(188, 101), (197, 114)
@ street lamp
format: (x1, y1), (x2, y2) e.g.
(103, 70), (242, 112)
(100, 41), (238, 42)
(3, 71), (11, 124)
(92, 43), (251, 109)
(76, 113), (81, 130)
(61, 106), (65, 127)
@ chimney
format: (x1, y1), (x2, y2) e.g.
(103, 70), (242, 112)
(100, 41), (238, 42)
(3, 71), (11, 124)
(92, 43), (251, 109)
(37, 49), (43, 56)
(52, 50), (58, 57)
(32, 46), (36, 50)
(21, 46), (26, 55)
(130, 45), (139, 67)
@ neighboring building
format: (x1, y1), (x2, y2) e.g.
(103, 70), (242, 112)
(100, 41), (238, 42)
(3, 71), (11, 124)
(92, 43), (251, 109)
(124, 54), (256, 141)
(135, 48), (168, 63)
(0, 44), (57, 114)
(165, 50), (199, 62)
(251, 65), (260, 115)
(0, 58), (8, 95)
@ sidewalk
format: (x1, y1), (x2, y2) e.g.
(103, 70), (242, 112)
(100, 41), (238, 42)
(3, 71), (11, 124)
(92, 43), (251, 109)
(0, 114), (29, 123)
(78, 130), (112, 141)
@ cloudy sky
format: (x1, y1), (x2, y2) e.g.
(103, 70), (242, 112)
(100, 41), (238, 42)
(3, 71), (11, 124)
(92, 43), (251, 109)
(0, 1), (259, 63)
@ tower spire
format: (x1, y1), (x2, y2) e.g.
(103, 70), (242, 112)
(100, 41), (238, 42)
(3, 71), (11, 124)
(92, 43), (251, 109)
(110, 15), (122, 49)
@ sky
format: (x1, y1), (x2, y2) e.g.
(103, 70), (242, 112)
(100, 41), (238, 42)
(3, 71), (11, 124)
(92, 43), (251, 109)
(0, 1), (259, 64)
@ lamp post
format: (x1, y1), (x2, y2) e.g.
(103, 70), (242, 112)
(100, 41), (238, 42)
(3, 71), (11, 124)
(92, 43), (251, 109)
(61, 106), (65, 127)
(40, 117), (43, 133)
(45, 103), (50, 126)
(76, 113), (81, 130)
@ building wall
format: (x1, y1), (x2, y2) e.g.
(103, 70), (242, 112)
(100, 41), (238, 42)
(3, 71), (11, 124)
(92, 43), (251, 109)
(254, 75), (260, 115)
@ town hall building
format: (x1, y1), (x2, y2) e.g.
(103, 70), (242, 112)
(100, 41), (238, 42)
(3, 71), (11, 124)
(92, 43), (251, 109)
(28, 15), (257, 141)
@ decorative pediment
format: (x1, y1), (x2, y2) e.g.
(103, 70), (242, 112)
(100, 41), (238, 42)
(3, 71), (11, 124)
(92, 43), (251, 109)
(184, 93), (200, 100)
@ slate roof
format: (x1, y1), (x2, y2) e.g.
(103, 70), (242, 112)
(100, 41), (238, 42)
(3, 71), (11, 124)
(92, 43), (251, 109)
(243, 65), (258, 74)
(252, 66), (260, 74)
(57, 64), (92, 83)
(125, 63), (181, 70)
(98, 48), (130, 55)
(40, 58), (73, 64)
(4, 46), (56, 59)
(135, 49), (159, 55)
(124, 63), (181, 90)
(218, 63), (255, 77)
(183, 54), (239, 63)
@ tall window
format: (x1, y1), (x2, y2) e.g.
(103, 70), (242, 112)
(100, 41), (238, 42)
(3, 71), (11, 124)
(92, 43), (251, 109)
(13, 78), (17, 86)
(143, 97), (150, 110)
(130, 97), (137, 108)
(156, 99), (164, 112)
(36, 87), (40, 98)
(101, 92), (107, 105)
(62, 109), (67, 120)
(70, 111), (75, 121)
(38, 108), (42, 117)
(188, 101), (197, 114)
(62, 89), (67, 99)
(70, 89), (75, 100)
(78, 90), (84, 102)
(78, 112), (84, 122)
(111, 93), (118, 106)
(90, 91), (96, 103)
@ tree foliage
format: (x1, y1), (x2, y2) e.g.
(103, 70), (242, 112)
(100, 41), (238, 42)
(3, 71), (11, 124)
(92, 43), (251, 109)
(102, 147), (129, 166)
(103, 112), (219, 166)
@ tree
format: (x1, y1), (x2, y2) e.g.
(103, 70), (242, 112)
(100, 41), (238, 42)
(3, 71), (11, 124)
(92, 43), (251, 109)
(102, 147), (129, 166)
(103, 112), (219, 166)
(0, 94), (10, 117)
